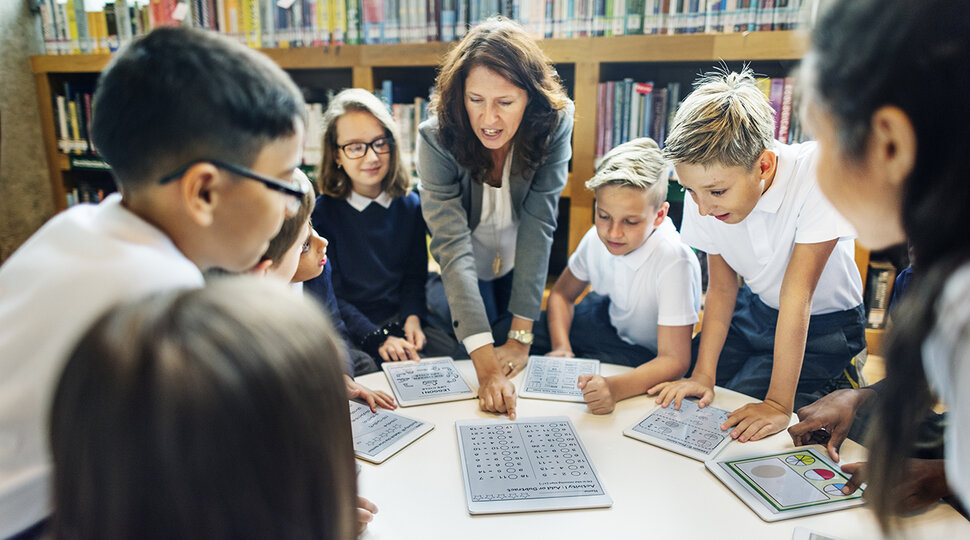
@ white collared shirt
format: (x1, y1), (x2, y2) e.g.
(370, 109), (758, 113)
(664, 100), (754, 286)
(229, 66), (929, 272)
(0, 194), (204, 537)
(347, 190), (393, 212)
(680, 141), (863, 313)
(923, 262), (970, 506)
(569, 218), (701, 351)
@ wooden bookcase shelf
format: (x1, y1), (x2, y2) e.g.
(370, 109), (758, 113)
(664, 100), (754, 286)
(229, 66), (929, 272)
(31, 30), (806, 255)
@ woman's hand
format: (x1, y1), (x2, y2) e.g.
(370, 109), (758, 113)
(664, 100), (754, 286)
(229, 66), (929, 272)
(477, 372), (517, 420)
(495, 340), (529, 377)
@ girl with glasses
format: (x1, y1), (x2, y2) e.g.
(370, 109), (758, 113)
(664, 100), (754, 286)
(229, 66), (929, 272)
(305, 88), (462, 371)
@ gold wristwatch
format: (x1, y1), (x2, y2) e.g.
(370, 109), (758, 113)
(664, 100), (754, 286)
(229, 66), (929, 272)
(507, 329), (534, 345)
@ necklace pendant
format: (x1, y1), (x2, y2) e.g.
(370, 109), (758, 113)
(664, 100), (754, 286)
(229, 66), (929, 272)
(493, 253), (502, 277)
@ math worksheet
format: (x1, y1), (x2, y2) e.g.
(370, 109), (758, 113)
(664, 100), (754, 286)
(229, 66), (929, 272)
(707, 446), (865, 522)
(519, 356), (600, 402)
(623, 399), (733, 461)
(455, 417), (613, 514)
(381, 357), (476, 406)
(349, 400), (433, 464)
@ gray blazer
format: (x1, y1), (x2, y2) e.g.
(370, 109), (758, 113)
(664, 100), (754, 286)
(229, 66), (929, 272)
(416, 101), (574, 342)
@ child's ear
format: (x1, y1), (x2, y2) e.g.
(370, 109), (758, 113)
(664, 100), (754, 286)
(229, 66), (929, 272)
(653, 201), (670, 227)
(869, 105), (916, 188)
(248, 258), (274, 276)
(757, 150), (777, 181)
(178, 162), (221, 227)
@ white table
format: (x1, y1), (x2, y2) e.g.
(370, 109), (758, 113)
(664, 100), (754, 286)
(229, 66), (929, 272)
(357, 360), (968, 539)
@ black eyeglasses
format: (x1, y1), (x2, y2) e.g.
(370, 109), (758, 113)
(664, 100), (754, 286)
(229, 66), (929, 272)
(158, 159), (308, 214)
(338, 137), (394, 160)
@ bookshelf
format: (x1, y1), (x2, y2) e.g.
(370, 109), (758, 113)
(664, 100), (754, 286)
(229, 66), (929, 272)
(31, 30), (807, 255)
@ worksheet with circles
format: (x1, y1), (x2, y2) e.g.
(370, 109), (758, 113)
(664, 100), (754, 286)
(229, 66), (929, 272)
(623, 398), (734, 461)
(381, 357), (477, 406)
(519, 356), (600, 402)
(706, 446), (865, 522)
(349, 400), (433, 464)
(455, 417), (613, 514)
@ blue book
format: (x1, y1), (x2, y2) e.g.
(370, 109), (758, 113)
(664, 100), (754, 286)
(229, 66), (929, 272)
(620, 78), (633, 144)
(441, 0), (456, 41)
(381, 80), (394, 110)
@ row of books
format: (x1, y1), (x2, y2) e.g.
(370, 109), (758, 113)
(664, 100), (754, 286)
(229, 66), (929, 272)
(594, 74), (806, 159)
(595, 79), (680, 159)
(65, 183), (113, 207)
(37, 0), (818, 55)
(52, 79), (430, 187)
(754, 76), (807, 145)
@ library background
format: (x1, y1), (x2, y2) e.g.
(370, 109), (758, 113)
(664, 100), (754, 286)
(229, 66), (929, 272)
(4, 0), (905, 355)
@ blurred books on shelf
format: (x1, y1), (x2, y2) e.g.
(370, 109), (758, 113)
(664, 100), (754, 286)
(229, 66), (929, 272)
(35, 0), (820, 55)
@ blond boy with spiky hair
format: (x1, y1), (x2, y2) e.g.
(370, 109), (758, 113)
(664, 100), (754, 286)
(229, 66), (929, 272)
(652, 68), (865, 443)
(531, 138), (702, 414)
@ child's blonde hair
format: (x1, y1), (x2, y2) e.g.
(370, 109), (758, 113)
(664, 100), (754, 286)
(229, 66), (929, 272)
(586, 137), (668, 209)
(663, 68), (775, 169)
(260, 170), (315, 266)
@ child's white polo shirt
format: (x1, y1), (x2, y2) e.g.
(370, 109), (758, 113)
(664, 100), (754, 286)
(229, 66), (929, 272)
(569, 217), (702, 352)
(680, 141), (863, 313)
(0, 194), (204, 537)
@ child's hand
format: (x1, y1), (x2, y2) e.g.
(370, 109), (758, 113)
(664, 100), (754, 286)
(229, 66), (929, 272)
(788, 388), (875, 461)
(345, 375), (397, 412)
(356, 495), (378, 534)
(723, 399), (790, 442)
(649, 375), (714, 409)
(546, 348), (575, 358)
(577, 374), (615, 414)
(403, 315), (426, 351)
(378, 336), (419, 362)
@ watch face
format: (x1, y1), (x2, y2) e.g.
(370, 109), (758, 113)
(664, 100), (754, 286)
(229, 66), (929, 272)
(509, 330), (534, 344)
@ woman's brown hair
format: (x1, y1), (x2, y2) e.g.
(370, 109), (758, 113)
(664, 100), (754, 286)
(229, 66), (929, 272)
(429, 16), (570, 183)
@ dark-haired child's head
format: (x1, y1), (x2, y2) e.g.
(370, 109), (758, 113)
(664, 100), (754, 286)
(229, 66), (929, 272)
(92, 26), (306, 189)
(50, 277), (357, 540)
(802, 0), (970, 254)
(587, 138), (669, 256)
(90, 27), (310, 273)
(255, 169), (318, 280)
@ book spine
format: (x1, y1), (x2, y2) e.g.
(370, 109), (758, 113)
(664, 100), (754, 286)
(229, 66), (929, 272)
(777, 76), (794, 143)
(864, 262), (896, 329)
(345, 0), (360, 44)
(620, 78), (632, 144)
(651, 86), (666, 146)
(768, 77), (784, 139)
(56, 95), (70, 153)
(595, 82), (605, 158)
(640, 82), (652, 139)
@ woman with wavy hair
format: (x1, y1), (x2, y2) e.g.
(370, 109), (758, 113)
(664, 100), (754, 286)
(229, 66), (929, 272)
(417, 16), (573, 417)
